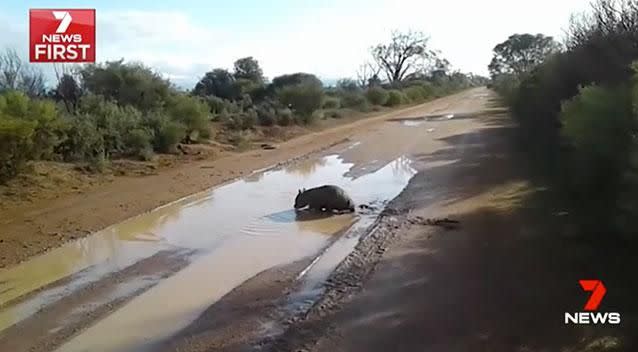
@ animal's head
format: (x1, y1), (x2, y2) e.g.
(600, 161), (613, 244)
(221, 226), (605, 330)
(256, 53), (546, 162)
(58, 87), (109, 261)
(294, 188), (307, 209)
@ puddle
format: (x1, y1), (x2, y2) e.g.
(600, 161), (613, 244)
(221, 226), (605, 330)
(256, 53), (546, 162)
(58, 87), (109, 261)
(391, 113), (475, 127)
(0, 151), (417, 351)
(57, 155), (416, 352)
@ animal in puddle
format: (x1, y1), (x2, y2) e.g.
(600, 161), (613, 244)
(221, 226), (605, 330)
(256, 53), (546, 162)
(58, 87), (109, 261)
(294, 185), (355, 213)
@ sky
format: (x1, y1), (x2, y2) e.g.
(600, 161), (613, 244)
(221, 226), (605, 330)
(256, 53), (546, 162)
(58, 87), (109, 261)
(1, 0), (593, 88)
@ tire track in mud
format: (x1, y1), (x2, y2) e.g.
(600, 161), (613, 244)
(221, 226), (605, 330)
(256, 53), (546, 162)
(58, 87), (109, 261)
(0, 248), (196, 352)
(256, 208), (416, 352)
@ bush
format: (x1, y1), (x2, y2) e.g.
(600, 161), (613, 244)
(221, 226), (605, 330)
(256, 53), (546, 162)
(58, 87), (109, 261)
(276, 108), (293, 126)
(124, 128), (153, 159)
(0, 91), (66, 161)
(559, 83), (635, 232)
(339, 91), (369, 111)
(256, 104), (276, 126)
(322, 96), (341, 109)
(403, 86), (429, 102)
(277, 83), (324, 117)
(385, 90), (406, 107)
(365, 86), (389, 106)
(165, 94), (210, 140)
(156, 120), (187, 153)
(141, 111), (186, 153)
(242, 108), (258, 129)
(205, 95), (227, 115)
(0, 118), (35, 183)
(57, 113), (104, 162)
(80, 60), (171, 111)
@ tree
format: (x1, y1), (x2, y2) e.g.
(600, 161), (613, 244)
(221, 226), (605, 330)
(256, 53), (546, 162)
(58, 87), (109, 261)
(371, 30), (435, 83)
(193, 68), (239, 100)
(356, 63), (381, 88)
(233, 57), (264, 84)
(18, 66), (46, 98)
(0, 48), (46, 97)
(55, 74), (82, 113)
(0, 49), (22, 92)
(270, 73), (322, 90)
(80, 59), (172, 111)
(336, 78), (360, 92)
(488, 33), (561, 78)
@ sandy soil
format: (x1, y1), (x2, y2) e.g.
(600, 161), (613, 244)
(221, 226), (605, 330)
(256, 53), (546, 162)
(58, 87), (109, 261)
(0, 99), (459, 269)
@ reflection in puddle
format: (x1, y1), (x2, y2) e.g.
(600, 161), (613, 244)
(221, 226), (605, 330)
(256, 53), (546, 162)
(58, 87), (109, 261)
(394, 113), (459, 127)
(0, 153), (416, 352)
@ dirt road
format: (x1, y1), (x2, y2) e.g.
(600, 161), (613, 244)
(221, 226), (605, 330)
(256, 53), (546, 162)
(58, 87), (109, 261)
(0, 96), (459, 269)
(3, 87), (634, 352)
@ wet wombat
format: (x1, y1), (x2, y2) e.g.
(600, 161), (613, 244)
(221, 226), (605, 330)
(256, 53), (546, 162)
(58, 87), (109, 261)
(294, 185), (355, 213)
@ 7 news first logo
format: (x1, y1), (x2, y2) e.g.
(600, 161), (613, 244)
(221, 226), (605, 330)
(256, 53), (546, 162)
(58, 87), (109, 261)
(29, 9), (96, 63)
(565, 280), (621, 325)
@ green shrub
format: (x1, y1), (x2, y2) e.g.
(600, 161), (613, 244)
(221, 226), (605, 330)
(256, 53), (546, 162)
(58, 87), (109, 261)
(124, 128), (153, 159)
(256, 105), (276, 126)
(80, 60), (171, 111)
(56, 113), (103, 162)
(276, 108), (293, 126)
(165, 94), (210, 140)
(403, 86), (428, 102)
(339, 91), (369, 111)
(142, 112), (186, 153)
(365, 86), (389, 106)
(385, 90), (406, 107)
(277, 83), (324, 116)
(0, 118), (35, 183)
(559, 84), (635, 231)
(205, 96), (227, 115)
(242, 108), (258, 129)
(0, 91), (66, 161)
(156, 121), (187, 153)
(322, 96), (341, 109)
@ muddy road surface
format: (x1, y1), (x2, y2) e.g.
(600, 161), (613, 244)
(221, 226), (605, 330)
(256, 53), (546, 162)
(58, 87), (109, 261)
(0, 87), (566, 352)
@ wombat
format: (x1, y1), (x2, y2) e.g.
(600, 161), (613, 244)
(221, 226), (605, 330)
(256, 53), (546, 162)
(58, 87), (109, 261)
(294, 185), (355, 213)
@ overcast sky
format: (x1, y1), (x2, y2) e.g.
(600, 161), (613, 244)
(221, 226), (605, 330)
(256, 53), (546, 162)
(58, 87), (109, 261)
(2, 0), (593, 88)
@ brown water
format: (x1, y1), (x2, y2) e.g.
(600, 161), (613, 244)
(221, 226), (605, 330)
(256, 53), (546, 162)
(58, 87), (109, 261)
(0, 147), (417, 352)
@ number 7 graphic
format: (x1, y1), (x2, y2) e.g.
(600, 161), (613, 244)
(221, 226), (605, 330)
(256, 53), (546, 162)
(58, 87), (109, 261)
(579, 280), (606, 311)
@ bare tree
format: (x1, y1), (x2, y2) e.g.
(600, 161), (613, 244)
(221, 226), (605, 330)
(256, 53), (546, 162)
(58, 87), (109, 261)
(356, 62), (381, 88)
(0, 48), (23, 91)
(18, 66), (46, 97)
(371, 30), (435, 83)
(0, 48), (48, 97)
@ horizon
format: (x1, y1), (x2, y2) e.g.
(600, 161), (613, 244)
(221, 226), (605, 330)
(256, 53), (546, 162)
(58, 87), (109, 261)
(2, 0), (592, 89)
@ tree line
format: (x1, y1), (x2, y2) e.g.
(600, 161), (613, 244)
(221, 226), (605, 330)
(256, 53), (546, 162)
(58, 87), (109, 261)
(0, 30), (487, 183)
(489, 0), (638, 237)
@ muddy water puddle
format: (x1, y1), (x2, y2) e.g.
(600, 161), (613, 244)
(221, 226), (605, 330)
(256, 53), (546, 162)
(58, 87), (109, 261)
(0, 145), (417, 352)
(391, 112), (480, 127)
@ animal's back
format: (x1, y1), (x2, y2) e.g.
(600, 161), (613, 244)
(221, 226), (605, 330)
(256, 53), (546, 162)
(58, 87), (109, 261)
(305, 185), (354, 211)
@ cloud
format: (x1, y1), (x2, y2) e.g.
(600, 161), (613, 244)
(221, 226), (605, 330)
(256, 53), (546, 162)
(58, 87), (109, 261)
(0, 1), (590, 90)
